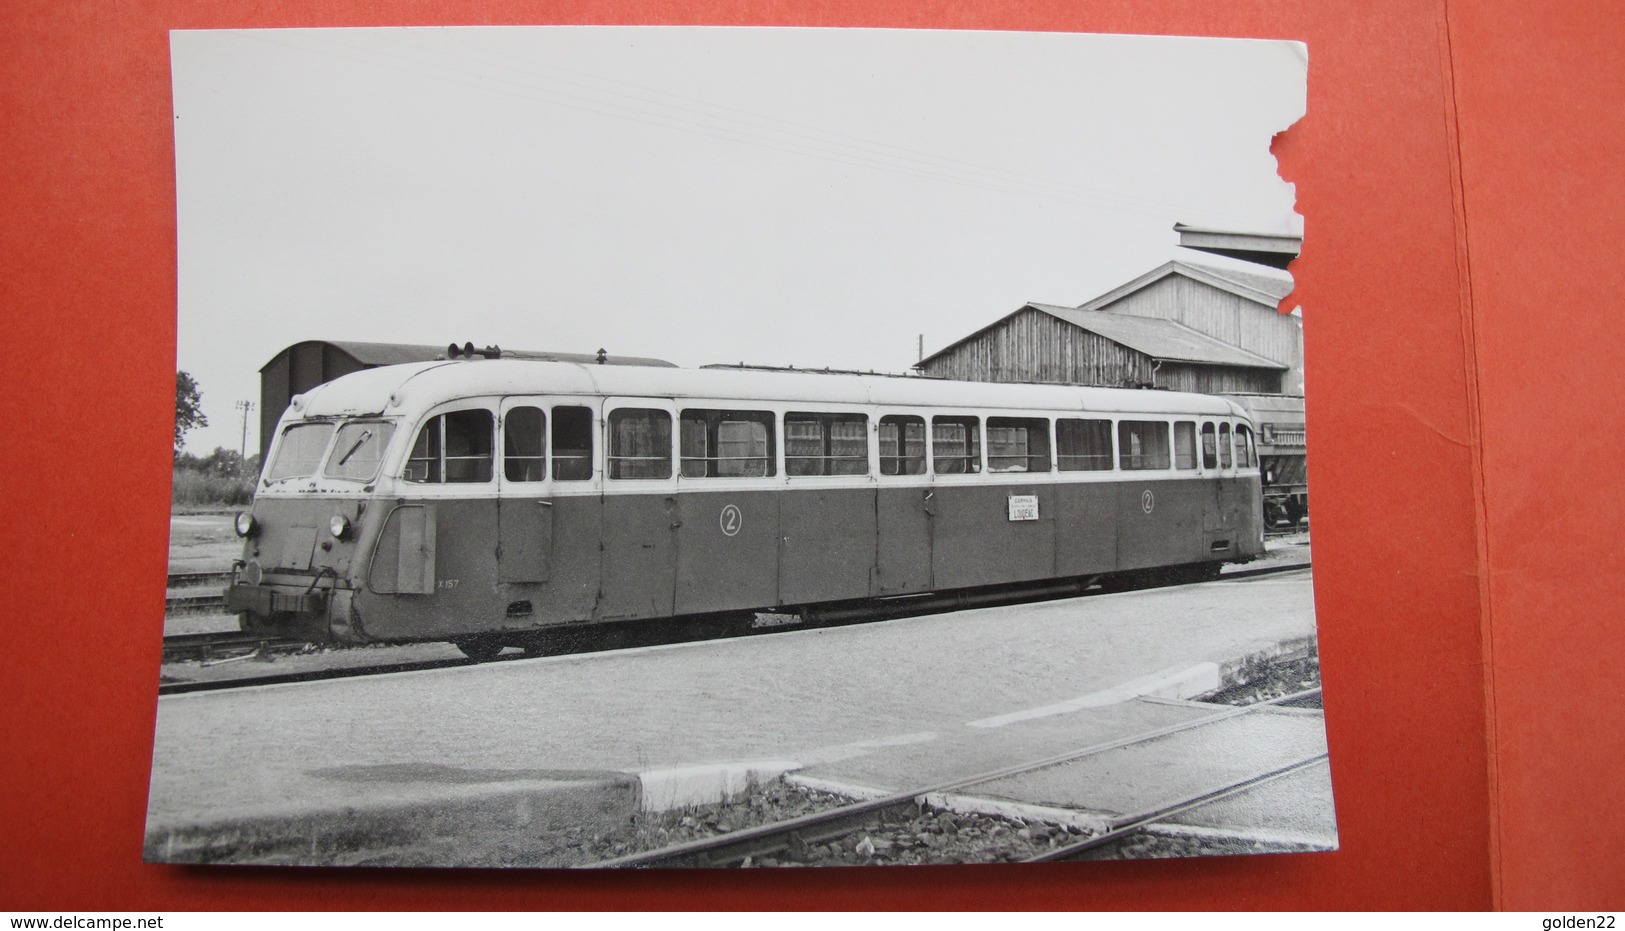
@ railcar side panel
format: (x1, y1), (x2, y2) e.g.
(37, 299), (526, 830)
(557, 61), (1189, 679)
(358, 498), (499, 639)
(1052, 483), (1121, 577)
(929, 484), (1058, 589)
(875, 486), (933, 594)
(1114, 479), (1206, 571)
(675, 490), (780, 615)
(778, 487), (877, 606)
(597, 493), (677, 621)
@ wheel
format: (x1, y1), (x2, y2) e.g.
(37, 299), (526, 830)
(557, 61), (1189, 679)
(454, 637), (504, 661)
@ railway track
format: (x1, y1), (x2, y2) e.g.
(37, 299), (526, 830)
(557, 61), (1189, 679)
(167, 570), (233, 588)
(589, 687), (1326, 868)
(165, 571), (232, 615)
(158, 559), (1312, 694)
(161, 631), (307, 664)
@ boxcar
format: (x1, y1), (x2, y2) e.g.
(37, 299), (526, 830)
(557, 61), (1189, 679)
(225, 358), (1265, 658)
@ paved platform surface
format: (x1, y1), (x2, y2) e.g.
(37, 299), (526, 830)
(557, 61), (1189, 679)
(146, 569), (1331, 863)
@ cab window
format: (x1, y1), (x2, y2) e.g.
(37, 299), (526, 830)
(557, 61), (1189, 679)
(1236, 425), (1259, 468)
(324, 421), (396, 482)
(266, 422), (335, 481)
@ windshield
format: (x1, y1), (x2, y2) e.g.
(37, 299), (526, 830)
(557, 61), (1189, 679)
(265, 422), (336, 481)
(323, 421), (397, 482)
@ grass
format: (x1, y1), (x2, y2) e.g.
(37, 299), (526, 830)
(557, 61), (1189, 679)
(172, 468), (256, 508)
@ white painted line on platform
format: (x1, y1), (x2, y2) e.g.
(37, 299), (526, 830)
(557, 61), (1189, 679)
(966, 662), (1221, 728)
(798, 731), (940, 766)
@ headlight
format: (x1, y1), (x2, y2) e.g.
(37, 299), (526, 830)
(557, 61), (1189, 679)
(234, 512), (257, 537)
(328, 514), (351, 539)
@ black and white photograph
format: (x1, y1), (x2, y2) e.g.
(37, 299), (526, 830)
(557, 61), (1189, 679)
(152, 26), (1328, 868)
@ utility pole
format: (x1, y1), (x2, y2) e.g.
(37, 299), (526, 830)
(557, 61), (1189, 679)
(235, 400), (255, 476)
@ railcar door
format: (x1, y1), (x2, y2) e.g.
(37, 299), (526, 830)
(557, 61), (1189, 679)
(497, 399), (553, 585)
(597, 398), (679, 622)
(874, 413), (933, 594)
(673, 406), (781, 615)
(495, 398), (605, 627)
(777, 409), (877, 606)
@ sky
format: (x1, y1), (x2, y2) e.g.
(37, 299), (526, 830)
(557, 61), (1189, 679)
(171, 26), (1305, 454)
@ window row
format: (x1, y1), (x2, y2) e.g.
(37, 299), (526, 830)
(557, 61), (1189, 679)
(398, 406), (1259, 485)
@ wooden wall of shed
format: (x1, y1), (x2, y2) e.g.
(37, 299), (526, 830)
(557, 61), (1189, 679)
(1154, 362), (1283, 394)
(920, 308), (1154, 387)
(257, 343), (370, 460)
(1105, 275), (1304, 395)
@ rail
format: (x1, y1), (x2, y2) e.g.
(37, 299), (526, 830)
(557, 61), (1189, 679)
(590, 687), (1323, 868)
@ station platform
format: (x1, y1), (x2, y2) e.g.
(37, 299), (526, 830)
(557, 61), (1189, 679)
(145, 568), (1331, 865)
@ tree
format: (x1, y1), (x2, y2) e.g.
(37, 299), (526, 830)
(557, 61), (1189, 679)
(175, 370), (207, 451)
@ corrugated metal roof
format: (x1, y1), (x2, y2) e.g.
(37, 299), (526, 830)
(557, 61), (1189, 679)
(1075, 258), (1293, 313)
(1025, 303), (1288, 369)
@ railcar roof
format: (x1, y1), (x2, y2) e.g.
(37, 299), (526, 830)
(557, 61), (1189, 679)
(292, 359), (1249, 420)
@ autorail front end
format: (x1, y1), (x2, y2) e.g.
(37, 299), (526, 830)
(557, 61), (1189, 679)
(224, 416), (398, 644)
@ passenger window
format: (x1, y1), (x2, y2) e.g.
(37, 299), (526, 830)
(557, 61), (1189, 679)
(1056, 419), (1112, 471)
(1118, 421), (1171, 471)
(1237, 425), (1258, 468)
(680, 409), (775, 478)
(1173, 421), (1198, 470)
(503, 407), (546, 482)
(932, 416), (981, 474)
(1219, 423), (1233, 469)
(784, 412), (869, 476)
(879, 415), (926, 476)
(405, 409), (494, 483)
(551, 406), (594, 481)
(267, 422), (335, 481)
(1201, 422), (1218, 470)
(608, 408), (672, 480)
(987, 417), (1051, 473)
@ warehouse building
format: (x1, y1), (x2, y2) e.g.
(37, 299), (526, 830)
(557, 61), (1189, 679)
(918, 244), (1307, 527)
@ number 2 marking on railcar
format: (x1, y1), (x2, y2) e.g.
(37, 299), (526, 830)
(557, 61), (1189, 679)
(720, 504), (742, 537)
(1141, 490), (1155, 514)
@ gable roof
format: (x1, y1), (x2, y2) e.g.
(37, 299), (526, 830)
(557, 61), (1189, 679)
(1025, 304), (1287, 369)
(1075, 258), (1294, 314)
(920, 303), (1287, 370)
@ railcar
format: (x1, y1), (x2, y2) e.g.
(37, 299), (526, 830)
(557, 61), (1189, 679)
(225, 357), (1265, 659)
(1222, 393), (1308, 528)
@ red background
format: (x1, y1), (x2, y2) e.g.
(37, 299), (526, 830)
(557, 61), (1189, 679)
(2, 0), (1619, 910)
